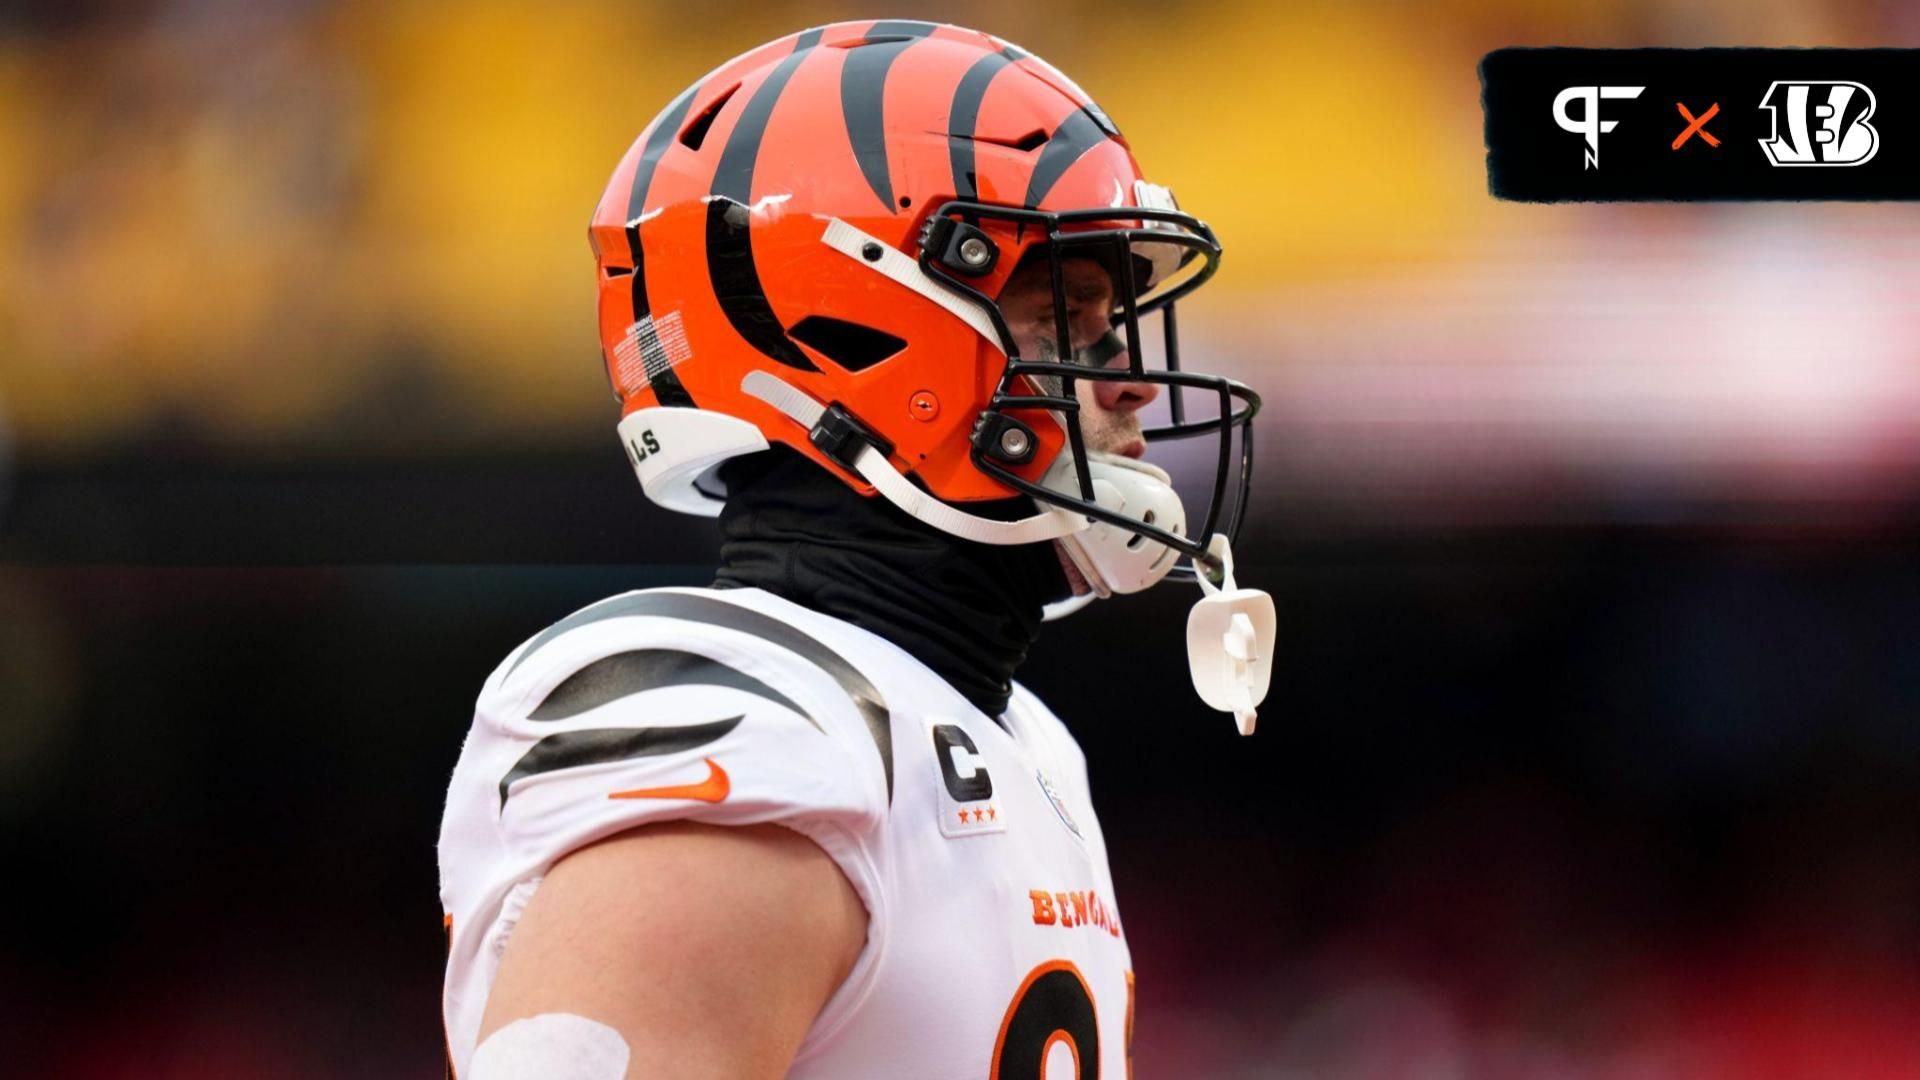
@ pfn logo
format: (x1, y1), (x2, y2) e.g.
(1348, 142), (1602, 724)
(1553, 85), (1645, 169)
(1758, 81), (1879, 166)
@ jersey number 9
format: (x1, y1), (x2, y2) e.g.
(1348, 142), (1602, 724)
(990, 961), (1136, 1079)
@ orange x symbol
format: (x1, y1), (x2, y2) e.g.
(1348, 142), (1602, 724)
(1673, 102), (1721, 149)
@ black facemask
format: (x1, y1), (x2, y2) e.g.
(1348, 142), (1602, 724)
(713, 447), (1072, 718)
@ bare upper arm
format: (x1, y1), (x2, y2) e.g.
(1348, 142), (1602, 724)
(477, 821), (870, 1080)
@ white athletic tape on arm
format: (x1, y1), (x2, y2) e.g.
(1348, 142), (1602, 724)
(820, 218), (1006, 354)
(469, 1013), (630, 1080)
(739, 371), (1084, 546)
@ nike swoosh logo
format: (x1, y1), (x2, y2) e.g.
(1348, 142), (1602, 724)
(608, 757), (730, 803)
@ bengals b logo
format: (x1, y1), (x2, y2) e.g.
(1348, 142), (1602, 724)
(1758, 81), (1880, 166)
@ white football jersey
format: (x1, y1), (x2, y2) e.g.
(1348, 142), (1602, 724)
(439, 586), (1135, 1079)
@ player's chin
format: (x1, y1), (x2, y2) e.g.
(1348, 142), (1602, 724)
(1095, 434), (1149, 460)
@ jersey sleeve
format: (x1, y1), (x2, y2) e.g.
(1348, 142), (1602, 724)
(472, 609), (890, 895)
(439, 592), (900, 1071)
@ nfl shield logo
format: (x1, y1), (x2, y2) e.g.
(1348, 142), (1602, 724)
(1034, 768), (1082, 842)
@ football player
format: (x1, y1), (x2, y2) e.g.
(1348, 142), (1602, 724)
(439, 20), (1272, 1079)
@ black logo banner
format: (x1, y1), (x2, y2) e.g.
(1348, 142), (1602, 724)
(1482, 48), (1920, 200)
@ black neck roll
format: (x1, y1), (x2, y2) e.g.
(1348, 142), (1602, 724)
(713, 448), (1071, 717)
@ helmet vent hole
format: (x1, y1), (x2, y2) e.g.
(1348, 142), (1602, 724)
(679, 82), (740, 151)
(970, 129), (1048, 152)
(1142, 509), (1157, 525)
(838, 34), (920, 48)
(1127, 532), (1147, 550)
(1008, 129), (1048, 152)
(788, 315), (907, 373)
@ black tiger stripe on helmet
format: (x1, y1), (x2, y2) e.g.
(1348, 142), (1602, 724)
(619, 80), (703, 406)
(946, 45), (1026, 201)
(704, 26), (828, 374)
(839, 19), (940, 213)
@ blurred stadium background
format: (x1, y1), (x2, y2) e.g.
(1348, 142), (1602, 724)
(4, 1), (1920, 1076)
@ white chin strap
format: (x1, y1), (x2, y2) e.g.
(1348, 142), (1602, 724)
(742, 371), (1085, 545)
(742, 362), (1273, 735)
(1040, 591), (1098, 621)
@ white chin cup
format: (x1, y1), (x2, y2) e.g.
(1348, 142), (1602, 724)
(1186, 534), (1276, 736)
(1047, 450), (1188, 599)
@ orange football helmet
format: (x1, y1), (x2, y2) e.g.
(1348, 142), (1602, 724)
(587, 21), (1272, 727)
